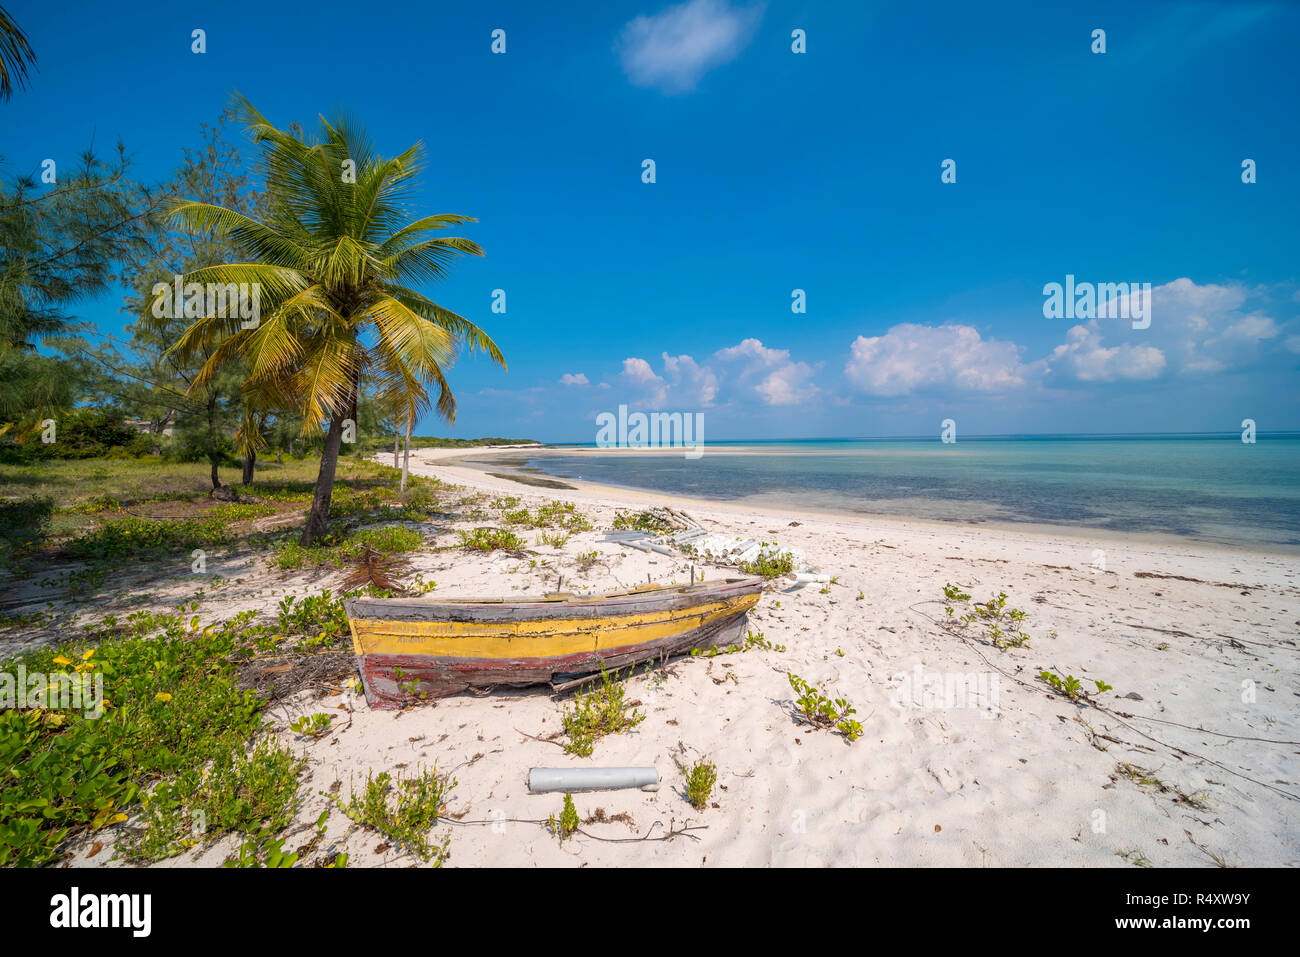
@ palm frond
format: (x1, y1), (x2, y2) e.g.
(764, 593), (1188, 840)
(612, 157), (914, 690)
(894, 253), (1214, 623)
(388, 287), (506, 368)
(0, 5), (37, 102)
(159, 96), (507, 455)
(167, 201), (308, 267)
(382, 235), (485, 286)
(291, 332), (359, 426)
(342, 545), (409, 592)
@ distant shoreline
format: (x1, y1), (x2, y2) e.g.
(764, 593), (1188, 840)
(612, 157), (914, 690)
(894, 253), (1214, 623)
(404, 445), (1300, 556)
(537, 431), (1300, 448)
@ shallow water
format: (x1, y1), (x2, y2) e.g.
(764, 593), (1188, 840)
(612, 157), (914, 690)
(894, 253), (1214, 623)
(514, 435), (1300, 547)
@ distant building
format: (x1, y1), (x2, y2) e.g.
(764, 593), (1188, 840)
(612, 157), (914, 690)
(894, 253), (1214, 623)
(123, 418), (174, 438)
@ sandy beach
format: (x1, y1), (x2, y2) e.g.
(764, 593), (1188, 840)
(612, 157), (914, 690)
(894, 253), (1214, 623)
(46, 445), (1295, 869)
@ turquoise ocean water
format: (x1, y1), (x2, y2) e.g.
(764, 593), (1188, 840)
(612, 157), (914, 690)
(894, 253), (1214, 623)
(508, 434), (1300, 547)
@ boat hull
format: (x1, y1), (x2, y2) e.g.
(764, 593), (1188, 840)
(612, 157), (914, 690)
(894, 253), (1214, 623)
(345, 577), (762, 708)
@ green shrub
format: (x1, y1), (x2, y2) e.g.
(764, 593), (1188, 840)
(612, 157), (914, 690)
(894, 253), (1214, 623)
(0, 408), (144, 461)
(63, 515), (232, 559)
(277, 589), (348, 638)
(501, 501), (591, 532)
(458, 527), (524, 552)
(611, 510), (671, 534)
(334, 766), (456, 864)
(941, 583), (1031, 648)
(684, 759), (717, 810)
(548, 793), (580, 841)
(225, 834), (300, 868)
(534, 501), (591, 532)
(561, 666), (645, 757)
(275, 525), (424, 569)
(1038, 671), (1112, 701)
(289, 713), (334, 738)
(123, 739), (303, 861)
(690, 627), (787, 658)
(0, 611), (271, 866)
(738, 547), (795, 579)
(787, 673), (862, 742)
(0, 497), (53, 564)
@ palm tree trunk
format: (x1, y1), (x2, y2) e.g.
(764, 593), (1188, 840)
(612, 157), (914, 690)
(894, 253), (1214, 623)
(301, 413), (346, 546)
(400, 416), (411, 491)
(393, 430), (399, 468)
(207, 391), (221, 489)
(241, 449), (256, 485)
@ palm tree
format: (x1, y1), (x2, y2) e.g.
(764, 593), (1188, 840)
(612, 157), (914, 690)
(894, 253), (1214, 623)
(152, 96), (504, 543)
(0, 6), (36, 101)
(234, 406), (269, 486)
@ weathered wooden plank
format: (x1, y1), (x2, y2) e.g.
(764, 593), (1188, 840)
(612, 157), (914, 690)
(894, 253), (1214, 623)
(346, 577), (762, 624)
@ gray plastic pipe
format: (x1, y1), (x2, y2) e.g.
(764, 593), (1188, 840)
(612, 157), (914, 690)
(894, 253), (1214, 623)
(527, 766), (660, 793)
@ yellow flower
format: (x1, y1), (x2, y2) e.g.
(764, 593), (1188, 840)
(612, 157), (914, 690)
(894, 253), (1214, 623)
(52, 655), (72, 666)
(155, 692), (173, 702)
(81, 648), (96, 661)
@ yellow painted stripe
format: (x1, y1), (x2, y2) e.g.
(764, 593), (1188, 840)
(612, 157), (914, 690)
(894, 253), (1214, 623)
(349, 593), (758, 659)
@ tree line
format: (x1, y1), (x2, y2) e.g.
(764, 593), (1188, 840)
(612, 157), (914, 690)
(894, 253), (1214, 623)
(2, 88), (507, 544)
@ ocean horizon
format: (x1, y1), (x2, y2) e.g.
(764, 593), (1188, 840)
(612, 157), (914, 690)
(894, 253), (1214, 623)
(545, 430), (1300, 447)
(498, 433), (1300, 547)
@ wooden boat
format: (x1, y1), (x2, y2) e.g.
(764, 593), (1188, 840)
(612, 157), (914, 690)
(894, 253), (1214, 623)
(345, 576), (764, 708)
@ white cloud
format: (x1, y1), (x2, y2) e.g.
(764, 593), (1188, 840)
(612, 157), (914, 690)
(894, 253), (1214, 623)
(621, 357), (663, 385)
(715, 337), (786, 366)
(844, 323), (1030, 396)
(1220, 314), (1279, 342)
(1043, 278), (1281, 383)
(755, 363), (818, 405)
(559, 373), (590, 386)
(618, 0), (764, 94)
(617, 352), (719, 407)
(599, 279), (1291, 419)
(715, 337), (818, 405)
(662, 352), (719, 405)
(618, 358), (668, 405)
(1048, 324), (1167, 382)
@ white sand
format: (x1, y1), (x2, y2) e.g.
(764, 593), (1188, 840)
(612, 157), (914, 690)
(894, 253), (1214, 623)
(59, 446), (1300, 867)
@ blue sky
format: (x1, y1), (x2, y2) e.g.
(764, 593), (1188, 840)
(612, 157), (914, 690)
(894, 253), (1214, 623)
(4, 0), (1298, 441)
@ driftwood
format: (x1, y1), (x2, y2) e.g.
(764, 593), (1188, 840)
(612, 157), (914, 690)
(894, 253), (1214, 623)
(249, 510), (309, 533)
(235, 650), (356, 702)
(653, 507), (700, 531)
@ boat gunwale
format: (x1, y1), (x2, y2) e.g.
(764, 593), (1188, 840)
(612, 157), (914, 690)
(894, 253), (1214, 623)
(344, 576), (765, 617)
